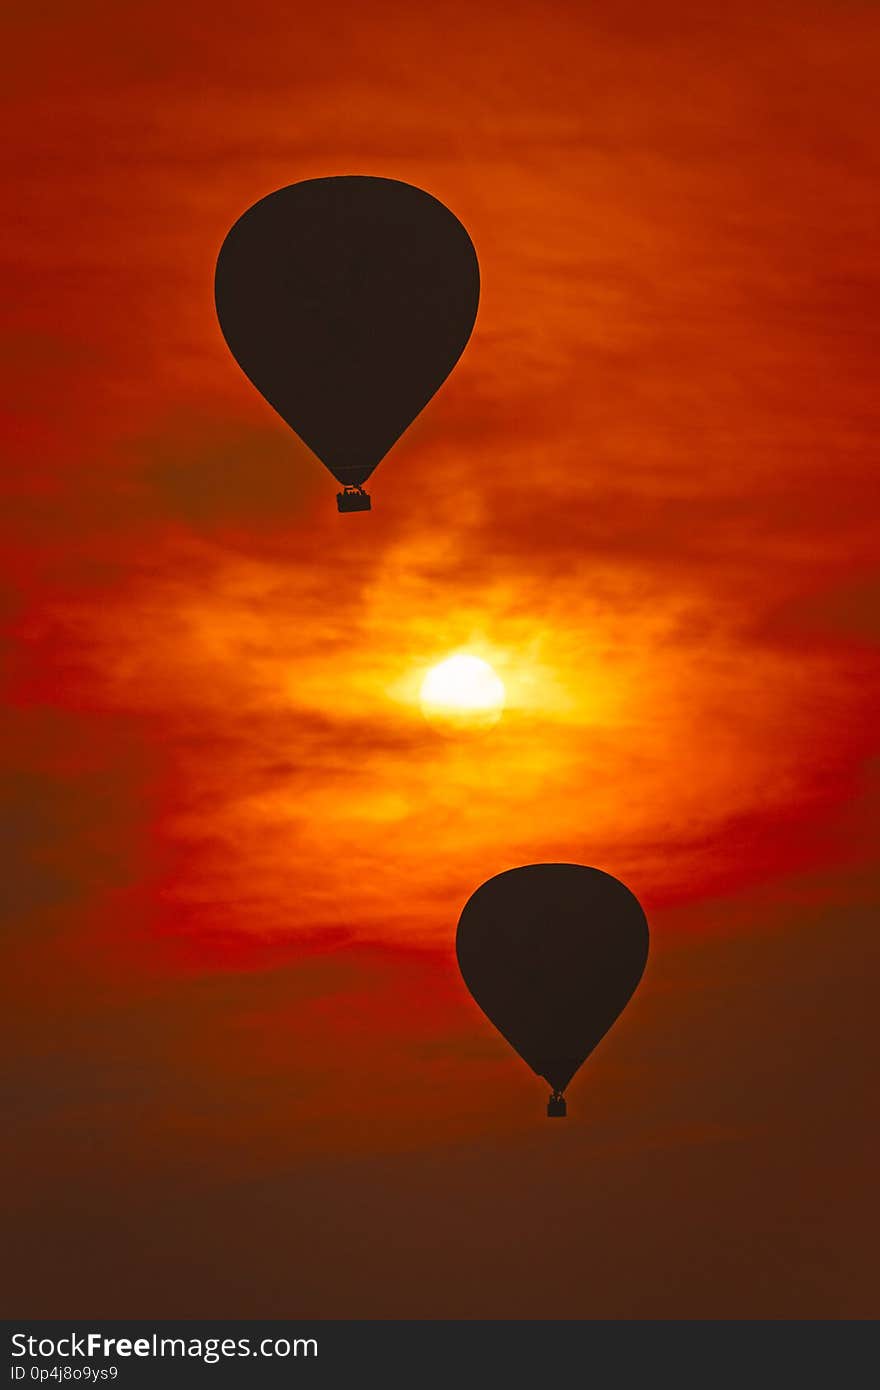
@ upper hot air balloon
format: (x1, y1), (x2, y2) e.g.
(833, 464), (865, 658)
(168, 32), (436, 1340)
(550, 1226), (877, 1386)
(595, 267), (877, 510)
(215, 176), (480, 513)
(456, 864), (649, 1117)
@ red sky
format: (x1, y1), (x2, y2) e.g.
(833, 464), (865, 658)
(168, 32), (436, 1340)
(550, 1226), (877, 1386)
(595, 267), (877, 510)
(2, 0), (878, 1316)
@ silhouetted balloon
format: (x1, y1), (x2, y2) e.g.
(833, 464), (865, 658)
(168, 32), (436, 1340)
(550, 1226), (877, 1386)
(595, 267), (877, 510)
(215, 176), (480, 512)
(456, 864), (649, 1116)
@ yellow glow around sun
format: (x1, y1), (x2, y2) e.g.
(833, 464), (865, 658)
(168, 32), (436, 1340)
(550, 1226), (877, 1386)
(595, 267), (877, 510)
(419, 654), (506, 731)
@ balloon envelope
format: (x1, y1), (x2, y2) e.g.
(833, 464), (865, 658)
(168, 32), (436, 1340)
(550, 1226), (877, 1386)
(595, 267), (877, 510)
(214, 176), (480, 490)
(456, 864), (649, 1095)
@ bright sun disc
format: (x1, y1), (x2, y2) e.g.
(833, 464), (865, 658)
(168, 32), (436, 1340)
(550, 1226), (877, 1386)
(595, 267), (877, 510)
(419, 655), (506, 731)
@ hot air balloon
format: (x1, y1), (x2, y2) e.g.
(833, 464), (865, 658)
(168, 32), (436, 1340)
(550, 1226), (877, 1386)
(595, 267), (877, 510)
(214, 176), (480, 513)
(456, 864), (649, 1117)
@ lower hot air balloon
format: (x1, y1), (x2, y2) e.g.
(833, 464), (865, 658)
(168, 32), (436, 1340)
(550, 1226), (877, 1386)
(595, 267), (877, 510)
(215, 176), (480, 512)
(456, 864), (649, 1117)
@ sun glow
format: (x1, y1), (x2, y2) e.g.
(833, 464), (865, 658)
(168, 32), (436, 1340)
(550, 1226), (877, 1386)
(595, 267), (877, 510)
(419, 654), (506, 731)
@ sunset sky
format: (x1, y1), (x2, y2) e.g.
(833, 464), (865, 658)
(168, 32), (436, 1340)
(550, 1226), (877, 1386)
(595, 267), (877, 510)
(3, 0), (878, 1317)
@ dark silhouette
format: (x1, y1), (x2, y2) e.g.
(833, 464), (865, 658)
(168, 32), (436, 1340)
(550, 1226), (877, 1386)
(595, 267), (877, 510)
(337, 485), (372, 513)
(456, 864), (649, 1117)
(547, 1091), (567, 1119)
(214, 176), (480, 512)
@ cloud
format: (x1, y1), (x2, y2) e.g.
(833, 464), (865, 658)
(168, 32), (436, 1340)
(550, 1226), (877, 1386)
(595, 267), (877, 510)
(3, 0), (879, 1319)
(4, 872), (878, 1316)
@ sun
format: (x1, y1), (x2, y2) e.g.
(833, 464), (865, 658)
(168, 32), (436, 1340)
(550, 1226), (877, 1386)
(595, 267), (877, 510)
(419, 654), (506, 731)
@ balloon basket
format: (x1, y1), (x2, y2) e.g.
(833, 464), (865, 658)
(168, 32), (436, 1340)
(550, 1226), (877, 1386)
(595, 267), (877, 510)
(337, 487), (371, 513)
(547, 1092), (567, 1118)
